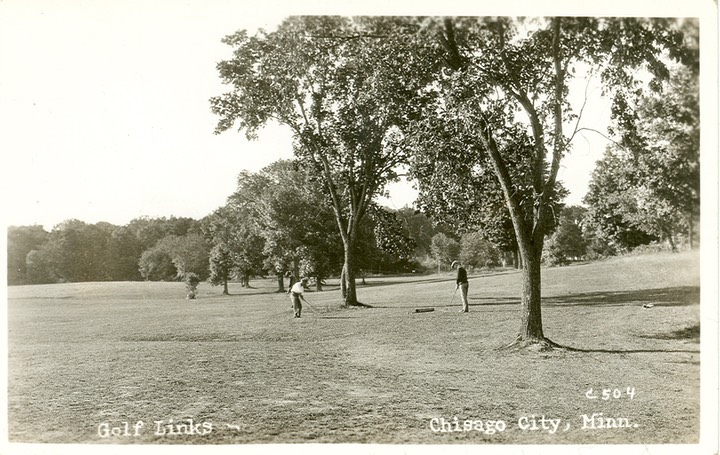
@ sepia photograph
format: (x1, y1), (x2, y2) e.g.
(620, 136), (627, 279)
(1, 1), (717, 454)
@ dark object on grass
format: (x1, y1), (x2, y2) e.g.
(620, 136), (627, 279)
(414, 308), (435, 313)
(642, 303), (655, 309)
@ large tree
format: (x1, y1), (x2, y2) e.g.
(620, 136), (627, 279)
(211, 16), (437, 307)
(407, 17), (693, 347)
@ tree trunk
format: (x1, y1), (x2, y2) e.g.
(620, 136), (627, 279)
(315, 274), (323, 292)
(518, 244), (545, 341)
(517, 249), (524, 270)
(342, 242), (359, 307)
(293, 260), (300, 282)
(222, 279), (229, 295)
(276, 272), (285, 292)
(340, 265), (347, 299)
(288, 272), (296, 289)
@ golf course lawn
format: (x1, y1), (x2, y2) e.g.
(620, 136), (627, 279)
(7, 250), (701, 445)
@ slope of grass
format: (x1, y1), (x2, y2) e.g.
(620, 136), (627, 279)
(6, 251), (701, 445)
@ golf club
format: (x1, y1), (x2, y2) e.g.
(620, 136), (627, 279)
(449, 286), (458, 306)
(302, 297), (320, 315)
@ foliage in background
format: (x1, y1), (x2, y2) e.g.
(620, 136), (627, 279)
(542, 206), (588, 266)
(7, 225), (48, 285)
(459, 231), (502, 270)
(254, 160), (343, 291)
(138, 247), (176, 281)
(429, 233), (460, 274)
(209, 244), (235, 294)
(584, 65), (699, 252)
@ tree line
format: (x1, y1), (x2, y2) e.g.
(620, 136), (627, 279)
(6, 158), (496, 287)
(7, 178), (697, 290)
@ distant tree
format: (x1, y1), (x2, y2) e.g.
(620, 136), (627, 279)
(590, 65), (699, 251)
(395, 207), (435, 258)
(253, 160), (343, 292)
(127, 217), (174, 252)
(105, 225), (144, 281)
(347, 205), (417, 279)
(156, 234), (211, 280)
(7, 225), (48, 285)
(204, 202), (266, 289)
(583, 147), (661, 252)
(542, 206), (587, 266)
(34, 220), (114, 282)
(459, 231), (501, 270)
(24, 248), (57, 284)
(138, 247), (176, 281)
(430, 233), (460, 274)
(166, 216), (203, 237)
(209, 243), (235, 294)
(127, 216), (202, 253)
(369, 205), (417, 273)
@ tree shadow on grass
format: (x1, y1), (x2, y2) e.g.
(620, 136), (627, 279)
(546, 322), (701, 354)
(355, 276), (455, 288)
(354, 269), (521, 289)
(636, 323), (700, 341)
(554, 345), (700, 354)
(544, 286), (699, 308)
(470, 296), (518, 306)
(500, 336), (700, 355)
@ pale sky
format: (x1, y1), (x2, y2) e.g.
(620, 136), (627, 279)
(0, 0), (710, 230)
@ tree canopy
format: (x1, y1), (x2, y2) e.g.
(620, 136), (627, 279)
(404, 16), (695, 346)
(211, 16), (439, 306)
(584, 64), (699, 251)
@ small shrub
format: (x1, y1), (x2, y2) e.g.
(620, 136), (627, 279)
(184, 272), (201, 299)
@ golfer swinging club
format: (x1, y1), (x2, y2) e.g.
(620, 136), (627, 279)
(452, 260), (469, 312)
(290, 277), (309, 318)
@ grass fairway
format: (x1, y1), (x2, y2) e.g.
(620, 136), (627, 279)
(7, 251), (700, 445)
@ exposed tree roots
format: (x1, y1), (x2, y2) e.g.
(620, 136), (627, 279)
(501, 336), (568, 352)
(344, 301), (374, 309)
